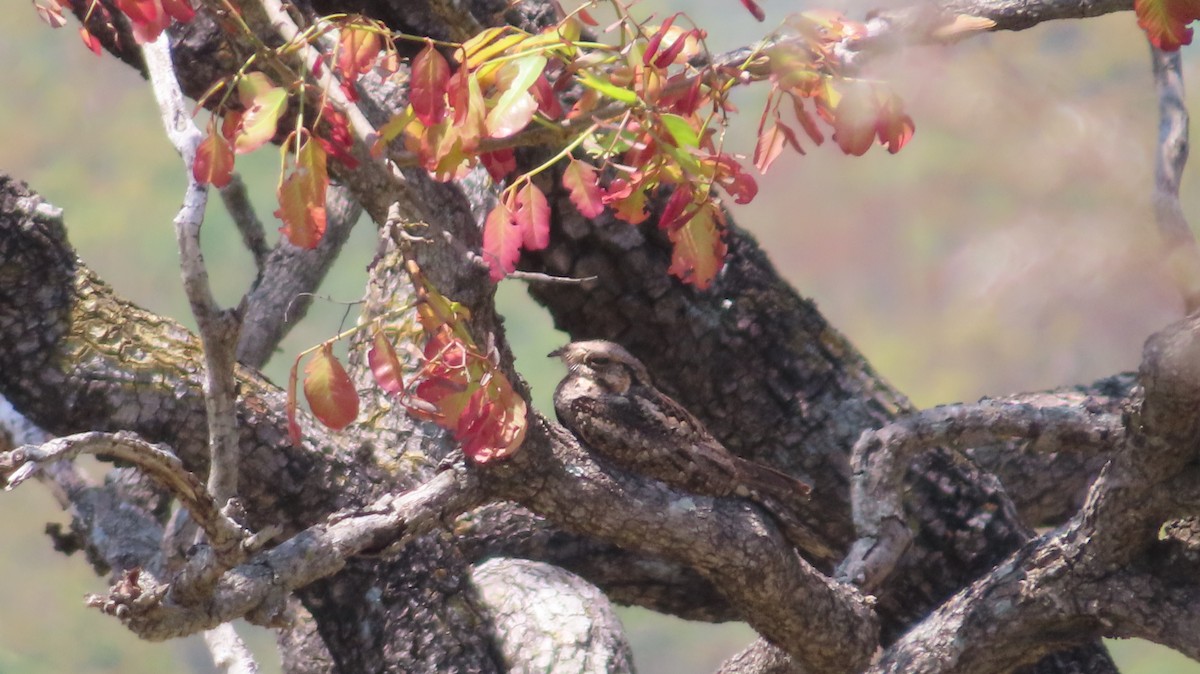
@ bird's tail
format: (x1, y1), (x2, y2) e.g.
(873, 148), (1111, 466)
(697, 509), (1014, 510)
(736, 459), (837, 565)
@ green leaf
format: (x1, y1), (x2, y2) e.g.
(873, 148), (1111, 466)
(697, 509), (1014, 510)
(577, 69), (638, 104)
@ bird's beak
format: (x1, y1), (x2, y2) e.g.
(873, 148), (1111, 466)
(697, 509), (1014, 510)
(547, 346), (567, 359)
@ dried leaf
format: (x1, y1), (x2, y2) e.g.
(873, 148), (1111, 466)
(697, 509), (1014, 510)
(35, 0), (67, 28)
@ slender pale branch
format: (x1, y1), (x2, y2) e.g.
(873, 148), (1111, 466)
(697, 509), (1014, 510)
(204, 623), (262, 674)
(143, 34), (244, 512)
(1149, 46), (1200, 312)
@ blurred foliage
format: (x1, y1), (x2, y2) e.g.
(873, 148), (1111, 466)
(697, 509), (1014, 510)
(1, 0), (1198, 672)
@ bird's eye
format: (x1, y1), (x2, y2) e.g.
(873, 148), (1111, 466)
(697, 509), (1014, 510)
(588, 355), (612, 367)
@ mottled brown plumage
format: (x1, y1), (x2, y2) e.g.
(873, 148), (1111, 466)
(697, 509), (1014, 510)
(550, 340), (829, 559)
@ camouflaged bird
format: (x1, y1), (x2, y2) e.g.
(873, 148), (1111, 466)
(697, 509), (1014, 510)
(550, 340), (830, 560)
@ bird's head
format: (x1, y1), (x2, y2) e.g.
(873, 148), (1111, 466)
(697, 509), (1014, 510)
(548, 340), (652, 395)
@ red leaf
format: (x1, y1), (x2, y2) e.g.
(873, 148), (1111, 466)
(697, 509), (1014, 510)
(480, 148), (517, 182)
(608, 185), (650, 225)
(1136, 0), (1200, 49)
(739, 0), (766, 21)
(116, 0), (169, 43)
(274, 138), (328, 249)
(161, 0), (194, 23)
(456, 381), (527, 463)
(653, 28), (692, 68)
(643, 14), (678, 66)
(577, 7), (598, 25)
(658, 186), (692, 232)
(754, 120), (787, 174)
(790, 94), (825, 146)
(876, 92), (914, 154)
(667, 204), (727, 289)
(194, 123), (234, 188)
(832, 83), (877, 156)
(303, 343), (359, 430)
(562, 158), (604, 218)
(411, 42), (450, 126)
(337, 25), (381, 79)
(367, 330), (405, 396)
(530, 74), (564, 120)
(79, 27), (103, 56)
(317, 103), (359, 169)
(714, 156), (758, 205)
(481, 202), (521, 282)
(513, 181), (550, 251)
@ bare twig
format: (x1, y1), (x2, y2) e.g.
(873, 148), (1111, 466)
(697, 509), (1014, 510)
(142, 34), (244, 513)
(840, 401), (1123, 589)
(2, 432), (252, 553)
(508, 270), (599, 285)
(204, 623), (261, 674)
(219, 174), (270, 273)
(1149, 46), (1200, 312)
(84, 464), (483, 640)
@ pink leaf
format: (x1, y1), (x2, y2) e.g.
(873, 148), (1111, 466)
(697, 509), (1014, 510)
(562, 158), (604, 218)
(367, 331), (405, 395)
(481, 202), (521, 282)
(513, 181), (550, 251)
(411, 42), (450, 126)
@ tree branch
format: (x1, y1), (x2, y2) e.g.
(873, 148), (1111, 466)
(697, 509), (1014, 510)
(236, 184), (362, 369)
(1149, 46), (1200, 312)
(2, 432), (253, 560)
(471, 558), (634, 673)
(143, 33), (244, 513)
(204, 623), (262, 674)
(82, 463), (483, 640)
(963, 373), (1136, 527)
(842, 401), (1123, 590)
(219, 174), (270, 273)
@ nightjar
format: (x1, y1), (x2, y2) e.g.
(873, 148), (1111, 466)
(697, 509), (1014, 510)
(550, 340), (830, 560)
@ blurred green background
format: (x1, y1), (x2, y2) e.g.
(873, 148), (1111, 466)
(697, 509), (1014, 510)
(2, 0), (1198, 671)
